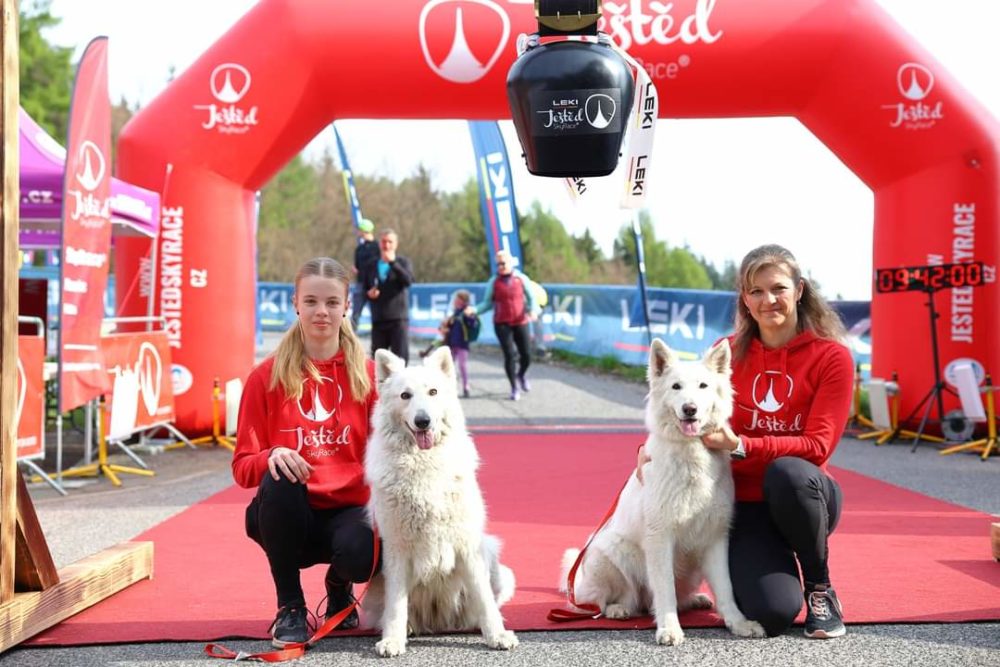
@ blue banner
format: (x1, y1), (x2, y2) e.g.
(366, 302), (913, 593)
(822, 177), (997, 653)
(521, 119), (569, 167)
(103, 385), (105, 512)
(468, 121), (523, 274)
(333, 124), (364, 230)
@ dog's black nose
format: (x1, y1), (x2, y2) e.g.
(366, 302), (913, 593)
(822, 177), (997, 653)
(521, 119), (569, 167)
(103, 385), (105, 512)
(414, 411), (431, 430)
(682, 403), (698, 418)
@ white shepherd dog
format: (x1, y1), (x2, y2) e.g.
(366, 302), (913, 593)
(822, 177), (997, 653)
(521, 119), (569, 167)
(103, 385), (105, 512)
(364, 347), (518, 657)
(560, 339), (765, 645)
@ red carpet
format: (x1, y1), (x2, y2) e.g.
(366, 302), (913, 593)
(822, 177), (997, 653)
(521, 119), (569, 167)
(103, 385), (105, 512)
(28, 433), (1000, 646)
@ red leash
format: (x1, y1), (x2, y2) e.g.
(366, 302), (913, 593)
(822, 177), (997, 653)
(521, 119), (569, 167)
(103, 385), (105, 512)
(205, 526), (380, 661)
(547, 474), (633, 622)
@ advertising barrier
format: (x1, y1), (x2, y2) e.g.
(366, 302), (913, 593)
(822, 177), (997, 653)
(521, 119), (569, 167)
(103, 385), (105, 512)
(258, 281), (872, 373)
(99, 329), (177, 441)
(16, 329), (46, 461)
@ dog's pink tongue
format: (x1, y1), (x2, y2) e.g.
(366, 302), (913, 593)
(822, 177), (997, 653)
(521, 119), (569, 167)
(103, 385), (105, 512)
(680, 420), (700, 437)
(415, 430), (434, 450)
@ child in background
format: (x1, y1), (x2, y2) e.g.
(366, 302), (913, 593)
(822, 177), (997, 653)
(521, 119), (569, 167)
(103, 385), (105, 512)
(420, 290), (480, 397)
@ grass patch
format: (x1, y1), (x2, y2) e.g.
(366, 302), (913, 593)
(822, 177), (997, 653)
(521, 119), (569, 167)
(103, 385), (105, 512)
(549, 349), (646, 383)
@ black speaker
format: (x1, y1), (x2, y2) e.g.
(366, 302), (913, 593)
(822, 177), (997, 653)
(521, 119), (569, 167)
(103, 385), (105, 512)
(507, 38), (634, 178)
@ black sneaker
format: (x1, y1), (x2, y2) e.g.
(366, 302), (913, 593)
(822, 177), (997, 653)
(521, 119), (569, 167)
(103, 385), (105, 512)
(269, 605), (311, 648)
(804, 585), (846, 639)
(323, 569), (359, 630)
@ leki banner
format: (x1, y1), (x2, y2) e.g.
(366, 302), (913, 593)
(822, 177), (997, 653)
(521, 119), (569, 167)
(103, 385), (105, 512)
(58, 37), (113, 412)
(16, 336), (46, 460)
(100, 331), (176, 441)
(468, 121), (523, 274)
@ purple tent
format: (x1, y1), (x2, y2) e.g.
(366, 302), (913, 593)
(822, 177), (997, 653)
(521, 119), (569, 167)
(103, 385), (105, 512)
(19, 107), (160, 248)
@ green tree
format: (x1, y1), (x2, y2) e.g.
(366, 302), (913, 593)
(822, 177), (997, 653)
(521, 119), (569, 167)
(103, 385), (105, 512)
(614, 212), (712, 289)
(19, 0), (73, 140)
(440, 179), (491, 282)
(519, 202), (589, 283)
(700, 255), (739, 291)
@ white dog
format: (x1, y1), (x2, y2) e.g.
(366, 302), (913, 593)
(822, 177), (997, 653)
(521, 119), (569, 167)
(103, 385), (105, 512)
(560, 339), (765, 645)
(364, 347), (518, 657)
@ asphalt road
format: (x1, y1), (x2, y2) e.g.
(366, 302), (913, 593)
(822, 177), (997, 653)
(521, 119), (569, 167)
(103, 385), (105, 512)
(6, 335), (999, 666)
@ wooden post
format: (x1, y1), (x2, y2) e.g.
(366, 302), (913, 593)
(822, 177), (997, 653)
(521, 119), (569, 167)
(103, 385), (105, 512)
(1, 0), (21, 606)
(0, 2), (153, 653)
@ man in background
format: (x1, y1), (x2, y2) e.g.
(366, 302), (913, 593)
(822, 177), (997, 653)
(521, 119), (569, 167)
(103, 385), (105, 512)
(350, 218), (379, 330)
(361, 229), (414, 363)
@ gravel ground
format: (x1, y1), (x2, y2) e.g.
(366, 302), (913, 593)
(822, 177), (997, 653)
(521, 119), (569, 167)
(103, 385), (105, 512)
(8, 334), (999, 666)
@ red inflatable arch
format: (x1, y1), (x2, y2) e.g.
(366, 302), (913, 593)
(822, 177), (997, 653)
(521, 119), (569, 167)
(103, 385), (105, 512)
(117, 0), (999, 433)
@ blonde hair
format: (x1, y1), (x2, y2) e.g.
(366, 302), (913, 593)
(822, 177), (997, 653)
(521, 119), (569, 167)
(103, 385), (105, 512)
(454, 289), (471, 305)
(270, 257), (371, 401)
(731, 244), (846, 360)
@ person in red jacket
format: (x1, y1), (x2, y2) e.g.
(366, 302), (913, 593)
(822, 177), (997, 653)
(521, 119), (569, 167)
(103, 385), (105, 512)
(467, 249), (538, 401)
(233, 257), (378, 648)
(639, 244), (852, 639)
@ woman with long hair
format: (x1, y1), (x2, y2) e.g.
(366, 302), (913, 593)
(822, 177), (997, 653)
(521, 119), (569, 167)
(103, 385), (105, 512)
(639, 244), (853, 639)
(232, 257), (378, 647)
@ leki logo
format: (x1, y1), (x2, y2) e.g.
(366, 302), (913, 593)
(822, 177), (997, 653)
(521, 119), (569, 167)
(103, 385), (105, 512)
(897, 63), (934, 100)
(419, 0), (511, 84)
(585, 94), (617, 129)
(211, 63), (252, 103)
(298, 377), (341, 423)
(75, 141), (106, 192)
(883, 62), (943, 130)
(194, 63), (259, 133)
(751, 371), (793, 413)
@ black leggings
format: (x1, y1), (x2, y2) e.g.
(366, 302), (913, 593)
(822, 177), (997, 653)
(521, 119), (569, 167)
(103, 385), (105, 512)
(245, 474), (380, 609)
(729, 457), (842, 637)
(495, 322), (531, 390)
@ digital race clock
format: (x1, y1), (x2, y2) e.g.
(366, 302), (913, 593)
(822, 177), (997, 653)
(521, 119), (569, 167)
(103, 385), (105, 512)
(874, 261), (987, 293)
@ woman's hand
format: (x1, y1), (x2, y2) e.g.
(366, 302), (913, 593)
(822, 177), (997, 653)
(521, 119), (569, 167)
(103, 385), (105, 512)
(268, 447), (314, 483)
(635, 444), (652, 484)
(701, 426), (740, 452)
(463, 305), (477, 317)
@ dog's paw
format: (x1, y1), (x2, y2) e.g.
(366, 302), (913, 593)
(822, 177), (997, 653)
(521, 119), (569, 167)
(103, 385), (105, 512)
(654, 619), (685, 646)
(375, 636), (407, 657)
(486, 629), (519, 650)
(680, 593), (713, 611)
(728, 618), (767, 639)
(604, 603), (631, 619)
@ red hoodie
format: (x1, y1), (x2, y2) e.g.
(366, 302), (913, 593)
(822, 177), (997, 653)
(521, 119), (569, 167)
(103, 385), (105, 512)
(232, 352), (377, 509)
(728, 330), (854, 502)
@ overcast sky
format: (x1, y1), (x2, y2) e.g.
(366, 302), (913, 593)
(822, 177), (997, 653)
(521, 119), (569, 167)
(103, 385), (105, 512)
(45, 0), (1000, 299)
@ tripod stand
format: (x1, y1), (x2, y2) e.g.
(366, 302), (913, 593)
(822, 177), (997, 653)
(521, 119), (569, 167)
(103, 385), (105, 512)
(901, 286), (952, 451)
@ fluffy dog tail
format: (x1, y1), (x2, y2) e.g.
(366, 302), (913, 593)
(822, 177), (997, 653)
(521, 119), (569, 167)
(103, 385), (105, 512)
(483, 534), (516, 607)
(558, 548), (581, 594)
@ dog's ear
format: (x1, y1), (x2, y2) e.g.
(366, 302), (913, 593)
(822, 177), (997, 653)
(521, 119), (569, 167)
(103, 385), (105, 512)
(648, 338), (676, 380)
(426, 345), (455, 381)
(704, 339), (732, 376)
(375, 349), (404, 383)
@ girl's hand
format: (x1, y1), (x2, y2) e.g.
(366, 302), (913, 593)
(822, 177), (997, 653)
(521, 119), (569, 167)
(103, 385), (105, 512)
(268, 447), (314, 483)
(701, 426), (740, 452)
(636, 444), (652, 484)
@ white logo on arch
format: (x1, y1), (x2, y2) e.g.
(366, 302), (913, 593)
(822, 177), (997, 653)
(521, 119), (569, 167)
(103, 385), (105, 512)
(419, 0), (510, 84)
(897, 63), (934, 101)
(210, 63), (252, 103)
(75, 141), (106, 192)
